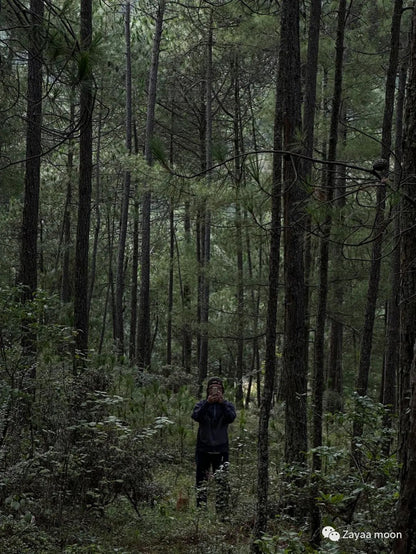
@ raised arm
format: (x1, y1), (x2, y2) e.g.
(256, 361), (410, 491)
(191, 399), (209, 422)
(222, 401), (236, 423)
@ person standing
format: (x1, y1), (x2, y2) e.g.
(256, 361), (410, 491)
(191, 377), (236, 511)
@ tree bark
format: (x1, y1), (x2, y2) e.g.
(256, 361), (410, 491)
(167, 201), (174, 365)
(252, 69), (282, 550)
(136, 0), (166, 371)
(313, 0), (346, 472)
(383, 55), (407, 431)
(394, 6), (416, 551)
(88, 91), (104, 316)
(114, 0), (133, 355)
(74, 0), (94, 366)
(279, 0), (308, 469)
(327, 106), (347, 414)
(61, 99), (75, 304)
(129, 122), (140, 361)
(18, 0), (44, 375)
(352, 0), (403, 463)
(311, 0), (344, 542)
(182, 194), (192, 372)
(198, 11), (213, 387)
(233, 54), (244, 407)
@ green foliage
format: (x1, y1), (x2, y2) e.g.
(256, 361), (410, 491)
(0, 0), (407, 551)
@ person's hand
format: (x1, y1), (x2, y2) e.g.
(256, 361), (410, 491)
(208, 386), (223, 403)
(216, 390), (224, 403)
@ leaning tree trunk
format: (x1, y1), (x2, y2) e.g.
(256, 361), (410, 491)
(136, 0), (166, 371)
(394, 5), (416, 552)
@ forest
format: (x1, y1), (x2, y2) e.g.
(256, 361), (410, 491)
(1, 0), (416, 552)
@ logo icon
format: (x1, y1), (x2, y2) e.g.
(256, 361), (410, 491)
(322, 526), (341, 542)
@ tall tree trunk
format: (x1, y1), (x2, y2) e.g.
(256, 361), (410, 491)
(88, 91), (104, 315)
(74, 0), (93, 366)
(166, 91), (176, 366)
(279, 0), (307, 469)
(114, 0), (133, 354)
(352, 0), (403, 463)
(136, 0), (166, 371)
(129, 122), (140, 361)
(395, 342), (416, 553)
(18, 0), (44, 376)
(394, 5), (416, 551)
(311, 0), (345, 542)
(182, 195), (192, 371)
(198, 11), (213, 387)
(61, 99), (75, 304)
(167, 201), (174, 365)
(327, 111), (347, 414)
(382, 53), (407, 444)
(129, 194), (139, 360)
(252, 40), (283, 552)
(302, 0), (322, 396)
(233, 54), (244, 407)
(246, 88), (262, 407)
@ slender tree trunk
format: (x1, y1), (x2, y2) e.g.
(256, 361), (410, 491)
(129, 122), (140, 361)
(182, 195), (192, 371)
(99, 203), (116, 354)
(327, 110), (347, 413)
(302, 0), (322, 397)
(61, 100), (75, 303)
(252, 42), (283, 551)
(395, 343), (416, 554)
(245, 210), (261, 409)
(167, 201), (174, 365)
(311, 0), (345, 542)
(279, 0), (307, 470)
(383, 55), (407, 440)
(114, 0), (133, 354)
(136, 0), (166, 371)
(88, 92), (104, 315)
(18, 0), (44, 376)
(74, 0), (93, 366)
(166, 91), (176, 366)
(313, 0), (346, 476)
(198, 11), (213, 387)
(394, 6), (416, 551)
(233, 55), (244, 407)
(352, 0), (403, 463)
(129, 194), (139, 360)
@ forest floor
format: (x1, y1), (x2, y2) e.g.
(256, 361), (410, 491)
(0, 381), (399, 553)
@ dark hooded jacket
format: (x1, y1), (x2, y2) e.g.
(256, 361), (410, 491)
(191, 383), (236, 453)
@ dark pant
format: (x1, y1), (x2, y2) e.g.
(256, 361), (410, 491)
(195, 451), (230, 511)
